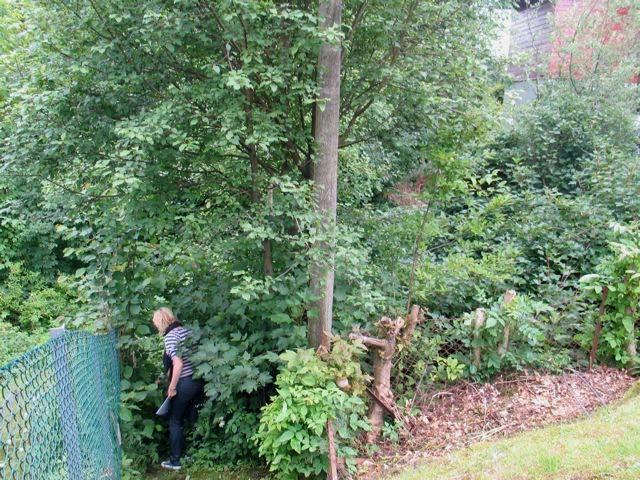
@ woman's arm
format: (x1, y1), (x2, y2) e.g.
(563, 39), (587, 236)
(167, 357), (183, 398)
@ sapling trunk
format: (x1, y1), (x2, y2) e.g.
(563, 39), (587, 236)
(589, 286), (609, 370)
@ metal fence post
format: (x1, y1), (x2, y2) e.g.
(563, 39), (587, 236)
(51, 326), (83, 480)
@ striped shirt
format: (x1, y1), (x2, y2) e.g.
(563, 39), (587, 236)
(164, 326), (194, 378)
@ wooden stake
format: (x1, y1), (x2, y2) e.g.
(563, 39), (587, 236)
(473, 308), (486, 369)
(498, 290), (517, 357)
(626, 306), (638, 363)
(327, 420), (338, 480)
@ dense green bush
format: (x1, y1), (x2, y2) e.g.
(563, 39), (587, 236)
(385, 82), (639, 395)
(0, 260), (79, 367)
(491, 84), (637, 193)
(469, 294), (572, 377)
(254, 339), (370, 479)
(0, 321), (48, 366)
(580, 224), (640, 367)
(0, 262), (77, 331)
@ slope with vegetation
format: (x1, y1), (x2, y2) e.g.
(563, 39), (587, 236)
(0, 0), (638, 478)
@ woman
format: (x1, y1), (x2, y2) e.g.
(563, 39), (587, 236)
(152, 307), (203, 471)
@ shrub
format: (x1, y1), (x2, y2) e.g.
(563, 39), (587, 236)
(467, 293), (563, 378)
(253, 338), (370, 479)
(580, 223), (640, 366)
(0, 262), (77, 331)
(0, 321), (48, 366)
(494, 83), (638, 194)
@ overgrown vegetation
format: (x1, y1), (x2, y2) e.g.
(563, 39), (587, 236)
(254, 338), (369, 478)
(0, 0), (638, 478)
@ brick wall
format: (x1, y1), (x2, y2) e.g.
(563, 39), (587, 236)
(508, 0), (637, 83)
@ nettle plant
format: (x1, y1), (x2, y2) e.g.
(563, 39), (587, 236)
(580, 224), (640, 367)
(253, 337), (370, 480)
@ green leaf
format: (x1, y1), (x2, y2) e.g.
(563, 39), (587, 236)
(270, 313), (290, 324)
(119, 406), (133, 422)
(622, 316), (634, 333)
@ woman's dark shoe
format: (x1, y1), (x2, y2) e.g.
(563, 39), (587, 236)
(160, 460), (181, 471)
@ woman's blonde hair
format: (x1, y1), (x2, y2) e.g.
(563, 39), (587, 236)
(152, 307), (177, 334)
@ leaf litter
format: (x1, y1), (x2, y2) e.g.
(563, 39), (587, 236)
(357, 366), (635, 479)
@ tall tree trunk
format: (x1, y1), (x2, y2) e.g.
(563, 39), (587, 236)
(308, 0), (343, 350)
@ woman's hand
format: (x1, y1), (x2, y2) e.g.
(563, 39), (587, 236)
(167, 356), (183, 398)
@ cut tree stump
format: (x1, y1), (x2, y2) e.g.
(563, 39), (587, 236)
(350, 305), (422, 442)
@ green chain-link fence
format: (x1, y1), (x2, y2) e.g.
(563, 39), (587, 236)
(0, 330), (121, 480)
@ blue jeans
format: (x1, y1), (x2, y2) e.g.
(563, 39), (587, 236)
(168, 376), (204, 463)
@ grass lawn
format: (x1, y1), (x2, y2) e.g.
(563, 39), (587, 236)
(392, 382), (640, 480)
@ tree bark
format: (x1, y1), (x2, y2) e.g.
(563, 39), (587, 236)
(308, 0), (343, 350)
(400, 304), (422, 345)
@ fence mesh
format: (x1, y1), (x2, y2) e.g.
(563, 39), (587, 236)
(392, 313), (461, 404)
(0, 330), (121, 480)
